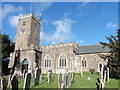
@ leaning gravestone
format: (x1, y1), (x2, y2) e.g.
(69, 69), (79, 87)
(47, 71), (52, 83)
(1, 78), (7, 90)
(23, 73), (31, 90)
(10, 75), (18, 90)
(34, 67), (41, 86)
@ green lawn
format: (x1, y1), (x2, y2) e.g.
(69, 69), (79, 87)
(71, 73), (98, 88)
(105, 78), (119, 88)
(18, 75), (58, 88)
(18, 72), (119, 88)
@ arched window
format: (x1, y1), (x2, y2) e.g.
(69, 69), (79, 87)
(44, 55), (51, 67)
(82, 58), (87, 67)
(59, 54), (67, 67)
(22, 58), (29, 73)
(98, 62), (103, 72)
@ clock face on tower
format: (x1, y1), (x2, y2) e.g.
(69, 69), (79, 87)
(21, 28), (25, 33)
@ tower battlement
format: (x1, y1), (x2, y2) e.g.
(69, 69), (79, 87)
(19, 13), (40, 22)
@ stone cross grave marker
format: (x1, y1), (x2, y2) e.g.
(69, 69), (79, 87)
(10, 75), (18, 90)
(34, 67), (41, 86)
(47, 71), (52, 83)
(23, 73), (31, 90)
(1, 78), (7, 90)
(63, 73), (67, 88)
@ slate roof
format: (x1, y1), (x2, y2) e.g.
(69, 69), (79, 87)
(76, 44), (110, 55)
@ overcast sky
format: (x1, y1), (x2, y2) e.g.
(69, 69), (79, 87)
(1, 2), (118, 46)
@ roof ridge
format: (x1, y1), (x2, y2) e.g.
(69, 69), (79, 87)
(78, 44), (101, 47)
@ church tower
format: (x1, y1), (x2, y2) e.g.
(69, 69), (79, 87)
(8, 13), (41, 75)
(15, 13), (40, 50)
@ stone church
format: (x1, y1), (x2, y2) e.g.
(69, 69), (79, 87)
(8, 13), (109, 75)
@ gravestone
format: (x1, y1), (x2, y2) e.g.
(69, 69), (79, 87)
(87, 77), (91, 80)
(40, 75), (44, 81)
(31, 68), (35, 78)
(11, 75), (18, 90)
(61, 83), (65, 90)
(23, 70), (26, 78)
(58, 73), (62, 88)
(103, 72), (106, 88)
(1, 78), (7, 90)
(23, 73), (31, 90)
(80, 70), (83, 77)
(71, 73), (74, 83)
(63, 73), (67, 88)
(99, 71), (103, 80)
(106, 67), (109, 82)
(67, 73), (71, 88)
(99, 83), (103, 90)
(8, 75), (12, 87)
(47, 71), (52, 83)
(34, 67), (41, 86)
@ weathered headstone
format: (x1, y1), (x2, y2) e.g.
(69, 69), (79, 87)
(99, 71), (103, 80)
(63, 73), (67, 88)
(103, 72), (106, 88)
(80, 69), (83, 77)
(34, 67), (41, 86)
(58, 73), (62, 88)
(87, 77), (91, 80)
(47, 71), (52, 83)
(8, 75), (12, 87)
(99, 82), (103, 90)
(23, 70), (26, 78)
(67, 73), (71, 88)
(106, 67), (109, 82)
(61, 83), (65, 90)
(1, 78), (7, 90)
(31, 68), (35, 78)
(71, 73), (74, 83)
(40, 75), (44, 81)
(23, 73), (31, 90)
(10, 75), (18, 90)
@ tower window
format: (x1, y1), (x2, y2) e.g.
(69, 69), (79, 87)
(23, 21), (26, 26)
(21, 28), (25, 33)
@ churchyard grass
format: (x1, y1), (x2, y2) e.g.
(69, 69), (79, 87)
(18, 72), (119, 88)
(18, 76), (58, 88)
(105, 78), (119, 88)
(71, 72), (98, 88)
